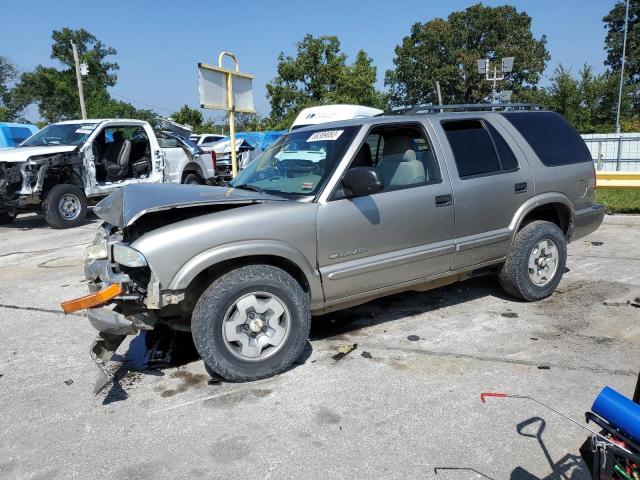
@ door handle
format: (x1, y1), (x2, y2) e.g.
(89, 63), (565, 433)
(515, 182), (528, 194)
(435, 194), (453, 207)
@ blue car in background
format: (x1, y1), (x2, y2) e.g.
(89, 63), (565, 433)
(0, 122), (39, 148)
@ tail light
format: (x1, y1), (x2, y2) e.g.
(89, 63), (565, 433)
(210, 151), (217, 171)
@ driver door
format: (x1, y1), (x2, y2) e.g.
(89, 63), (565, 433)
(317, 123), (456, 302)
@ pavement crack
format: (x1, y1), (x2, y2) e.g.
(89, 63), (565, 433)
(324, 340), (638, 377)
(0, 303), (83, 317)
(0, 242), (88, 258)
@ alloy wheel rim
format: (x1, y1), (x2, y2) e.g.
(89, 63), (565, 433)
(528, 238), (559, 286)
(58, 193), (81, 220)
(221, 291), (291, 361)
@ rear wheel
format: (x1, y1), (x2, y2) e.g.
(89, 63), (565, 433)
(43, 184), (88, 229)
(191, 265), (310, 381)
(499, 220), (567, 301)
(182, 172), (203, 185)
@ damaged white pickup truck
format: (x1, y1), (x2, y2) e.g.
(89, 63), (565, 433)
(0, 119), (216, 228)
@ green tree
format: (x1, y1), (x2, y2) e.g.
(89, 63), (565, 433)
(0, 56), (20, 121)
(385, 3), (550, 106)
(11, 27), (154, 123)
(530, 65), (634, 133)
(603, 1), (640, 113)
(171, 104), (204, 129)
(266, 34), (386, 129)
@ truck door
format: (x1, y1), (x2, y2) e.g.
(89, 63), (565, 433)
(317, 123), (455, 302)
(432, 115), (535, 268)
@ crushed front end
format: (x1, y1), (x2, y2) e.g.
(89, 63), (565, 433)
(63, 220), (187, 393)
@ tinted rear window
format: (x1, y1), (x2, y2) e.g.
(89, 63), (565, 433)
(501, 112), (591, 166)
(442, 120), (501, 177)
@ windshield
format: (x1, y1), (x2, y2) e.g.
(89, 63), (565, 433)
(230, 126), (358, 196)
(20, 123), (98, 147)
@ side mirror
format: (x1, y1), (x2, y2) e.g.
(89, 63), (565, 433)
(342, 167), (384, 197)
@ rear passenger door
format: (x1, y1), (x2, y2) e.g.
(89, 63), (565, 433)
(317, 123), (455, 301)
(434, 117), (534, 268)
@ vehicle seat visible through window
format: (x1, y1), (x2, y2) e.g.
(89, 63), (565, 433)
(105, 131), (131, 181)
(377, 135), (425, 188)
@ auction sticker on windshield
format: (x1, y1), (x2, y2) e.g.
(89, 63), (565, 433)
(307, 130), (343, 142)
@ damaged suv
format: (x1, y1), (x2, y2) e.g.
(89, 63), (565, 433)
(62, 106), (604, 393)
(0, 119), (215, 228)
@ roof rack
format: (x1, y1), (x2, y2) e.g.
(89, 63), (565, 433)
(388, 103), (543, 116)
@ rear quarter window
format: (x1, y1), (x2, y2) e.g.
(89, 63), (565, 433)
(501, 112), (591, 166)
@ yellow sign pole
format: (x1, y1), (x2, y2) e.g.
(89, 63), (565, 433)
(219, 52), (239, 178)
(199, 52), (254, 179)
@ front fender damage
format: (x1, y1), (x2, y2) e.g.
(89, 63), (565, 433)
(0, 152), (84, 212)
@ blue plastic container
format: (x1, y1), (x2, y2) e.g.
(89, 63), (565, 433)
(592, 386), (640, 441)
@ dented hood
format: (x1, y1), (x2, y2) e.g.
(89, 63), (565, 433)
(0, 145), (78, 163)
(93, 183), (286, 228)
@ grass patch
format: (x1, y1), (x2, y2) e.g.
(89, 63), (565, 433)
(596, 189), (640, 214)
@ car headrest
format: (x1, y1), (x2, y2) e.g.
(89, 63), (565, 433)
(352, 143), (372, 167)
(112, 131), (125, 143)
(382, 135), (412, 156)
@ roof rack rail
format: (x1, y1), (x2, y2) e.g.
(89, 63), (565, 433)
(387, 103), (543, 116)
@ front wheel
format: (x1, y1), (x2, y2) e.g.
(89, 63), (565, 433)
(0, 210), (17, 225)
(192, 265), (311, 382)
(499, 220), (567, 301)
(43, 184), (88, 229)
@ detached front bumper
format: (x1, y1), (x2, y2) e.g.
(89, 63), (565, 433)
(62, 250), (153, 394)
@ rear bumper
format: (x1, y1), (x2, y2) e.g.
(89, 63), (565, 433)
(572, 203), (605, 241)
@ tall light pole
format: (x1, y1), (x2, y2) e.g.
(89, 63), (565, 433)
(71, 41), (87, 120)
(615, 0), (630, 134)
(477, 57), (514, 103)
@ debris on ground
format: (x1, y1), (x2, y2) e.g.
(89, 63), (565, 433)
(603, 298), (640, 307)
(208, 377), (221, 386)
(590, 241), (604, 246)
(361, 351), (372, 359)
(407, 335), (420, 341)
(64, 379), (73, 385)
(537, 365), (551, 370)
(332, 344), (357, 361)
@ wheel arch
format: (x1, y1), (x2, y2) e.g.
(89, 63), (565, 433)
(181, 162), (204, 181)
(168, 241), (324, 309)
(510, 193), (574, 239)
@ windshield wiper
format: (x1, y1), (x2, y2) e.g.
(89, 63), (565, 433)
(233, 184), (266, 193)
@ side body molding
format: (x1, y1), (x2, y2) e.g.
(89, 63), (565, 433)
(167, 240), (324, 308)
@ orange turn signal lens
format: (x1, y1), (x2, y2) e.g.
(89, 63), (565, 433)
(60, 284), (123, 314)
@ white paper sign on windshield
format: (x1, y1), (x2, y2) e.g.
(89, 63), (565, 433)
(306, 130), (343, 142)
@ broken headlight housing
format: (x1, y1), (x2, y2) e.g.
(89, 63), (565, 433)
(113, 243), (147, 268)
(85, 242), (108, 260)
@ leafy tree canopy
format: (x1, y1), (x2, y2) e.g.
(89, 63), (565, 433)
(266, 34), (386, 129)
(385, 3), (550, 106)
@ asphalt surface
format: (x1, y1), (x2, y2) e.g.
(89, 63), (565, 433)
(0, 213), (638, 480)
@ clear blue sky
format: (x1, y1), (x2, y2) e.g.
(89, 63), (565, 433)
(1, 0), (614, 122)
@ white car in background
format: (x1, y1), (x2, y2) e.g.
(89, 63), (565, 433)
(0, 119), (216, 228)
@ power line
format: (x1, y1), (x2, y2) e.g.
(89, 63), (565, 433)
(109, 92), (174, 113)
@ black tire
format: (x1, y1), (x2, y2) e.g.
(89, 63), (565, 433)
(0, 211), (17, 225)
(43, 184), (88, 229)
(192, 265), (311, 382)
(499, 220), (567, 301)
(182, 172), (203, 185)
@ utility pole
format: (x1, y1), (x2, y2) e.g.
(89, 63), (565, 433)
(615, 0), (630, 134)
(71, 41), (87, 120)
(435, 80), (443, 111)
